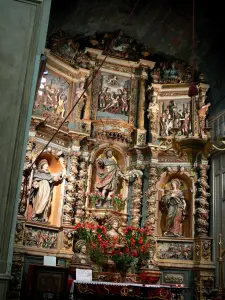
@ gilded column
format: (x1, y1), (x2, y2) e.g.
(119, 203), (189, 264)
(136, 69), (147, 146)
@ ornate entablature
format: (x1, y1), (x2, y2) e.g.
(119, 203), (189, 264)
(13, 29), (213, 300)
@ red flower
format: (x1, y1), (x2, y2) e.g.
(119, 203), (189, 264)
(138, 237), (143, 245)
(130, 237), (135, 246)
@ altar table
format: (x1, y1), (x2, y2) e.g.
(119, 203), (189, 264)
(69, 280), (184, 300)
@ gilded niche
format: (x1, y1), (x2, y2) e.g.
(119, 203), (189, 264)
(94, 147), (125, 208)
(161, 178), (187, 237)
(29, 159), (65, 223)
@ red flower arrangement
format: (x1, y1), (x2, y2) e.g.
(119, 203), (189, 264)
(74, 222), (153, 273)
(74, 222), (109, 267)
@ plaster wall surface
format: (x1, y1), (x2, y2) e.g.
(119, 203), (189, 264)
(0, 0), (51, 298)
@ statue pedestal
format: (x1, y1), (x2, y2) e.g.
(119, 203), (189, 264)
(69, 263), (92, 279)
(139, 268), (161, 284)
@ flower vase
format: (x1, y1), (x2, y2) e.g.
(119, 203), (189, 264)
(119, 271), (127, 283)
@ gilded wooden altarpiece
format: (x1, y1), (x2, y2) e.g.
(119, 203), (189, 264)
(11, 30), (213, 300)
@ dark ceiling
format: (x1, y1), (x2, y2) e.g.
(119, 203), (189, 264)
(47, 0), (225, 115)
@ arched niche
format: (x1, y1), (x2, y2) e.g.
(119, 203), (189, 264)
(86, 144), (127, 208)
(27, 153), (64, 226)
(156, 172), (193, 238)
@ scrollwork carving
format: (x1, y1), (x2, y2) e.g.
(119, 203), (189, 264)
(63, 152), (80, 225)
(18, 140), (36, 217)
(14, 221), (25, 244)
(63, 230), (74, 250)
(145, 164), (158, 231)
(74, 158), (88, 223)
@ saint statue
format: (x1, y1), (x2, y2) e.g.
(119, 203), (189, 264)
(30, 159), (63, 223)
(95, 148), (125, 208)
(161, 178), (186, 237)
(71, 240), (91, 265)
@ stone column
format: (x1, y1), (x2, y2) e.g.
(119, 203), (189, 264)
(136, 69), (147, 146)
(0, 0), (51, 298)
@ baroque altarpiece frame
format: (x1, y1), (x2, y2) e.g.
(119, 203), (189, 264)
(10, 30), (214, 300)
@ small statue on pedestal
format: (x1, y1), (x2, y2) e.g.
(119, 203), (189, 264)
(71, 240), (91, 266)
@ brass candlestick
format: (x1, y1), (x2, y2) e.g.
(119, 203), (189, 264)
(218, 233), (225, 296)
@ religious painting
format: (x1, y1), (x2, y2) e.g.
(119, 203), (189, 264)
(33, 70), (70, 120)
(159, 99), (190, 136)
(157, 241), (193, 260)
(96, 73), (131, 121)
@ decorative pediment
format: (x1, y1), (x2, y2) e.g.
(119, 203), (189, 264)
(151, 61), (206, 84)
(47, 30), (154, 64)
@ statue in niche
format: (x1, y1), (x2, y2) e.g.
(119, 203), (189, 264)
(29, 159), (64, 223)
(95, 148), (125, 208)
(71, 240), (91, 265)
(161, 178), (186, 237)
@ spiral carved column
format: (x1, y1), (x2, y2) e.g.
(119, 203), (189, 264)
(195, 163), (210, 237)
